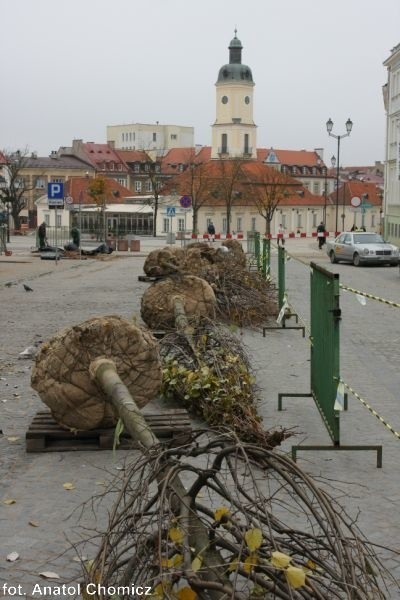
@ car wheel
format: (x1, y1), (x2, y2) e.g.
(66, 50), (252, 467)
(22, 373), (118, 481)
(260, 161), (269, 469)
(329, 251), (337, 264)
(353, 253), (361, 267)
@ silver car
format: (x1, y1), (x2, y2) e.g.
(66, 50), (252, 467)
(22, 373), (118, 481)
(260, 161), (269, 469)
(326, 232), (400, 266)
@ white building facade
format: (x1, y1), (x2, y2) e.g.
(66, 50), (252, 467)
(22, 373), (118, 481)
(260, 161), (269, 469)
(107, 123), (194, 153)
(383, 42), (400, 243)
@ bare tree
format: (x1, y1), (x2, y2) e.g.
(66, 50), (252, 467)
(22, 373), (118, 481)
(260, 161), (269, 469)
(209, 158), (245, 234)
(0, 148), (39, 233)
(162, 149), (213, 234)
(243, 163), (301, 235)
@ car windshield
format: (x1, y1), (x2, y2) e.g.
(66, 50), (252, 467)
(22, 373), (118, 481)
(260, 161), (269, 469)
(353, 234), (385, 244)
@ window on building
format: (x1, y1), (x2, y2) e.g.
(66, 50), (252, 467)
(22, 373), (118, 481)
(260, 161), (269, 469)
(221, 134), (228, 154)
(296, 213), (302, 228)
(134, 164), (140, 173)
(135, 181), (142, 192)
(313, 182), (319, 194)
(312, 213), (317, 227)
(117, 178), (125, 186)
(110, 163), (114, 171)
(44, 214), (50, 226)
(35, 178), (45, 189)
(251, 217), (257, 231)
(155, 164), (161, 172)
(244, 134), (249, 154)
(118, 164), (122, 171)
(163, 218), (170, 233)
(52, 178), (63, 183)
(144, 164), (150, 172)
(371, 214), (376, 228)
(178, 164), (184, 172)
(145, 180), (152, 192)
(122, 133), (125, 141)
(153, 133), (157, 142)
(222, 216), (227, 233)
(237, 217), (242, 232)
(282, 215), (287, 228)
(56, 213), (62, 227)
(178, 218), (185, 231)
(171, 134), (177, 140)
(292, 167), (297, 175)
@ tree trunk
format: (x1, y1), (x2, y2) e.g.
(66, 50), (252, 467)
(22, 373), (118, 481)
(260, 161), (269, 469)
(89, 357), (231, 598)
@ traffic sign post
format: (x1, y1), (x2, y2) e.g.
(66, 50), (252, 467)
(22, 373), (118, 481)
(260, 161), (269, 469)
(47, 183), (65, 264)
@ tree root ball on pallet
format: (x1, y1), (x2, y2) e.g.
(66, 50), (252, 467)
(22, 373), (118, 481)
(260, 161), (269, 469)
(31, 315), (162, 430)
(140, 275), (216, 329)
(143, 247), (185, 277)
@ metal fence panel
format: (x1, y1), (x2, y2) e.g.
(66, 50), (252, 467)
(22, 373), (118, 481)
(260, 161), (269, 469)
(310, 262), (340, 443)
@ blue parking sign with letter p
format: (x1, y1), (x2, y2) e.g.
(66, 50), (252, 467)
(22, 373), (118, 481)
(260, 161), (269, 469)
(48, 182), (64, 199)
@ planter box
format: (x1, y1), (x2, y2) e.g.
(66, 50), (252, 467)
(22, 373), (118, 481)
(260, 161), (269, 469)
(130, 240), (141, 252)
(117, 240), (128, 251)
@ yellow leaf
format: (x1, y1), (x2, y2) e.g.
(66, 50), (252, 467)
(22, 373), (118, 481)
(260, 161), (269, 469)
(160, 554), (183, 569)
(214, 507), (231, 522)
(228, 558), (239, 572)
(286, 566), (306, 589)
(191, 556), (202, 572)
(7, 436), (20, 442)
(152, 582), (171, 599)
(305, 559), (317, 571)
(169, 526), (184, 544)
(63, 482), (75, 491)
(245, 528), (263, 552)
(271, 551), (292, 569)
(3, 498), (16, 505)
(243, 554), (258, 573)
(29, 521), (39, 527)
(177, 587), (196, 600)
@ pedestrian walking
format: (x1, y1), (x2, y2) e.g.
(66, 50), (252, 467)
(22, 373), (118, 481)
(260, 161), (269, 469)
(317, 221), (326, 249)
(38, 221), (47, 250)
(207, 221), (216, 241)
(277, 224), (285, 246)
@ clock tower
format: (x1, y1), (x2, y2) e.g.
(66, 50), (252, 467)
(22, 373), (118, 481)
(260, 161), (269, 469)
(211, 31), (257, 159)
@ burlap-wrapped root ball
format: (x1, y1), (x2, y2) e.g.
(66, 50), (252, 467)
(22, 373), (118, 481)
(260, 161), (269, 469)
(31, 315), (162, 430)
(221, 239), (247, 267)
(141, 275), (216, 329)
(143, 247), (185, 277)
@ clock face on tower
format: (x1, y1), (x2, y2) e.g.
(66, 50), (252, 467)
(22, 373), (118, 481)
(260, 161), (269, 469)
(245, 96), (250, 104)
(221, 96), (228, 104)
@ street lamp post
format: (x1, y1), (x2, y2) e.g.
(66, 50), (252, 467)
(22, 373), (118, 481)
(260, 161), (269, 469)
(326, 118), (353, 234)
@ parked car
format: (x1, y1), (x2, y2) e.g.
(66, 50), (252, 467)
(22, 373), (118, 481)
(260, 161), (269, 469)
(326, 232), (399, 266)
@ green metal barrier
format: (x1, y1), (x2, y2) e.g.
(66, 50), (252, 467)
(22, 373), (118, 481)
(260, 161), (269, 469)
(310, 263), (341, 443)
(261, 238), (271, 279)
(276, 261), (382, 467)
(254, 232), (261, 271)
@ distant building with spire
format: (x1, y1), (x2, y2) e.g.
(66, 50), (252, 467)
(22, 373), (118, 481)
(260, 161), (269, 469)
(211, 31), (257, 159)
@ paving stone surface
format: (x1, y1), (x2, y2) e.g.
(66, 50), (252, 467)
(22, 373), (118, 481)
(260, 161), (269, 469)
(1, 235), (399, 598)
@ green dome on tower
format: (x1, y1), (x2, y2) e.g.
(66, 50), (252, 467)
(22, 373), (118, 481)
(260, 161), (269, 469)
(216, 31), (254, 84)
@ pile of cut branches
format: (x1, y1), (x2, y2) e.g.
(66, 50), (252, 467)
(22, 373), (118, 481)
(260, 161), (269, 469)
(80, 432), (391, 599)
(141, 242), (278, 327)
(160, 318), (287, 448)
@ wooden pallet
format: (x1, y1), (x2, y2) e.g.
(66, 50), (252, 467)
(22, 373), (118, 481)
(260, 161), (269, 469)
(138, 275), (160, 282)
(26, 409), (191, 452)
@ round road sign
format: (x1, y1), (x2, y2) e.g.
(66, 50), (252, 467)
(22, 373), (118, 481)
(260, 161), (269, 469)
(350, 196), (361, 207)
(180, 195), (192, 208)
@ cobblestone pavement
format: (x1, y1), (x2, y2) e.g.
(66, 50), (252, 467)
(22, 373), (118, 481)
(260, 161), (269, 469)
(1, 235), (399, 597)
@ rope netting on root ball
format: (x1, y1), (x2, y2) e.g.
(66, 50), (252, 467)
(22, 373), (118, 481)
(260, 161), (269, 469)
(79, 432), (392, 599)
(140, 242), (277, 327)
(31, 315), (162, 430)
(141, 275), (217, 330)
(159, 318), (287, 449)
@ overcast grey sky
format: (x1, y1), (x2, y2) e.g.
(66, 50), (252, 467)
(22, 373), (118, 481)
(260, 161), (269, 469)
(1, 0), (399, 166)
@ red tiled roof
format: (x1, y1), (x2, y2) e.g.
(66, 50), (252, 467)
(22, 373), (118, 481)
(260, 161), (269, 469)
(81, 143), (127, 170)
(329, 181), (383, 207)
(115, 149), (151, 163)
(0, 151), (7, 165)
(65, 176), (132, 205)
(257, 148), (324, 167)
